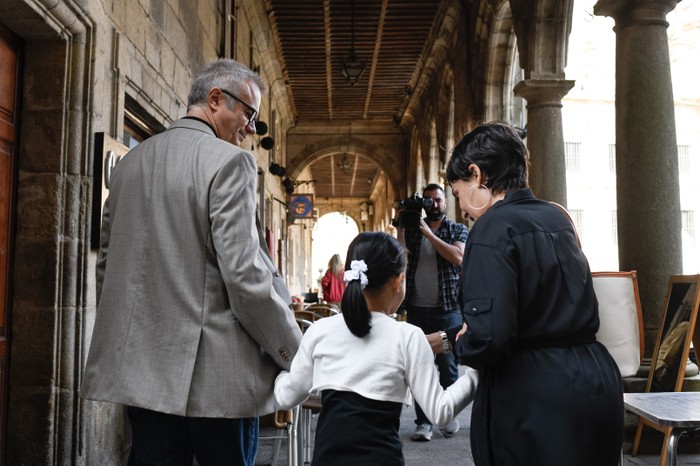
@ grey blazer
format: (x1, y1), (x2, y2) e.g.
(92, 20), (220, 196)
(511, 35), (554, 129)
(81, 118), (302, 417)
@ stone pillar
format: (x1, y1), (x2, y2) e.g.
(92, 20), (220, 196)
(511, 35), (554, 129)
(594, 0), (682, 364)
(514, 79), (575, 206)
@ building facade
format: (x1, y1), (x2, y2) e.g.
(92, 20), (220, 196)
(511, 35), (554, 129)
(0, 0), (692, 463)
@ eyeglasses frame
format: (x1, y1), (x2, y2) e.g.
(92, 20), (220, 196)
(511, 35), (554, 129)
(220, 88), (258, 128)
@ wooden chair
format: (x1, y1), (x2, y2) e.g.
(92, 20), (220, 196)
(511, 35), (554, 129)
(295, 309), (319, 323)
(305, 303), (339, 318)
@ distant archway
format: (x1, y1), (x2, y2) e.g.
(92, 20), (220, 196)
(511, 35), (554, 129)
(311, 212), (360, 293)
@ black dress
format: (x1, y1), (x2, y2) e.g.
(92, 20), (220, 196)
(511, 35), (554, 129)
(312, 390), (404, 466)
(455, 189), (624, 466)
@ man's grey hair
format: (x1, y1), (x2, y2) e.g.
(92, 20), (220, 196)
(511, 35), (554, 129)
(187, 59), (267, 109)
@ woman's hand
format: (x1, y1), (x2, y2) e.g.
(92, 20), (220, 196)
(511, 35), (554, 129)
(456, 322), (468, 341)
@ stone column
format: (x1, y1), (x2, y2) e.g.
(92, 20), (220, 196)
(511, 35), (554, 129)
(594, 0), (682, 365)
(514, 79), (575, 206)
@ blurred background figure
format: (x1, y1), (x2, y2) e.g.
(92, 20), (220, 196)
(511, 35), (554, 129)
(321, 254), (346, 310)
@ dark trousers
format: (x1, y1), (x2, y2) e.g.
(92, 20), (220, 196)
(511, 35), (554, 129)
(406, 305), (462, 427)
(127, 406), (259, 466)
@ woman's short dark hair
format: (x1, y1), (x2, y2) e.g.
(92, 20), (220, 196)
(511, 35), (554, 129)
(446, 122), (529, 193)
(341, 232), (406, 337)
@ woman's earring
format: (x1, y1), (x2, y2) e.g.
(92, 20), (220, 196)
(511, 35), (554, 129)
(465, 184), (490, 211)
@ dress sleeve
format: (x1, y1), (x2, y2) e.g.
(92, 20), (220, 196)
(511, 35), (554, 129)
(455, 243), (519, 368)
(404, 328), (478, 427)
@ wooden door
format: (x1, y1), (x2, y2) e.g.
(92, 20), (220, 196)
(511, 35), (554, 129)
(0, 24), (21, 466)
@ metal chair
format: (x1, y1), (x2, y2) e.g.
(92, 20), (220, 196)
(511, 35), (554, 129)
(258, 406), (300, 466)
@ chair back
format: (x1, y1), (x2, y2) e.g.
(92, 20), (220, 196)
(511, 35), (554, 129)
(592, 270), (645, 377)
(305, 303), (339, 318)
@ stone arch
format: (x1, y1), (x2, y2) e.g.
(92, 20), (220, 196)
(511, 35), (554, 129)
(428, 119), (439, 184)
(436, 65), (456, 178)
(510, 0), (574, 79)
(483, 0), (526, 125)
(286, 134), (402, 200)
(407, 127), (424, 196)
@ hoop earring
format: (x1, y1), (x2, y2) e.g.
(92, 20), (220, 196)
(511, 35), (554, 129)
(465, 184), (490, 211)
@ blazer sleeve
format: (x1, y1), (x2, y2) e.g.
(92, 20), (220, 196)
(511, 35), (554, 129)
(209, 149), (302, 369)
(95, 172), (114, 305)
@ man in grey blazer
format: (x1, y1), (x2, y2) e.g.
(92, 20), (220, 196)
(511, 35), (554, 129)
(81, 59), (303, 465)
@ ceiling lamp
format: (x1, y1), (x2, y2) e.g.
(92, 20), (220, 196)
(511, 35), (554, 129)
(337, 155), (353, 174)
(341, 0), (366, 86)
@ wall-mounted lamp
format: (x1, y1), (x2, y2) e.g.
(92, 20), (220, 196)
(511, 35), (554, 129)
(282, 178), (295, 194)
(255, 121), (269, 135)
(269, 162), (286, 177)
(259, 136), (275, 150)
(360, 201), (370, 223)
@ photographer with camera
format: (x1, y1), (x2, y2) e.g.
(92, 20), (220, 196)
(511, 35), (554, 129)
(394, 183), (468, 442)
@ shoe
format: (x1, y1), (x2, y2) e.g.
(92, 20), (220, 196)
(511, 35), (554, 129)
(411, 423), (433, 442)
(439, 419), (460, 438)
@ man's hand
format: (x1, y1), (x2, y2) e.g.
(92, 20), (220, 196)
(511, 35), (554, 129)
(419, 217), (464, 266)
(417, 217), (432, 237)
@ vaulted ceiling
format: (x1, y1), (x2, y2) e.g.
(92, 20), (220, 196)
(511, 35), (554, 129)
(264, 0), (451, 200)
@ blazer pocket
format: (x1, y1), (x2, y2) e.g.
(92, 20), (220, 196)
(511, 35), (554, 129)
(463, 298), (493, 342)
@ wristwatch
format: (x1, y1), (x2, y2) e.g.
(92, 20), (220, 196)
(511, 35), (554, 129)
(439, 330), (451, 353)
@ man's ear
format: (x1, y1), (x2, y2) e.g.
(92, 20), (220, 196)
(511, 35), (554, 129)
(207, 88), (225, 112)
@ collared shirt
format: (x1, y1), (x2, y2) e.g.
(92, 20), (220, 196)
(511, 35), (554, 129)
(404, 217), (468, 312)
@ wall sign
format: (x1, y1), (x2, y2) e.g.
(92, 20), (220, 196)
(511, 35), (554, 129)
(289, 194), (313, 219)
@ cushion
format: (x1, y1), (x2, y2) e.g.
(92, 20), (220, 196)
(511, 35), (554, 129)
(592, 271), (644, 377)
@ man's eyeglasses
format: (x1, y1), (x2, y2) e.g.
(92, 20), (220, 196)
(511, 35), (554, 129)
(220, 89), (258, 127)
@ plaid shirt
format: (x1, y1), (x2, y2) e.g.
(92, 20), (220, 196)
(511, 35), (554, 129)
(404, 217), (468, 312)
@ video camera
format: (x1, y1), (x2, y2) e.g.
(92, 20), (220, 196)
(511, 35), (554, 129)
(391, 193), (433, 229)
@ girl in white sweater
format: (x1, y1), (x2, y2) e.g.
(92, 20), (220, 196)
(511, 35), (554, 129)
(274, 232), (478, 465)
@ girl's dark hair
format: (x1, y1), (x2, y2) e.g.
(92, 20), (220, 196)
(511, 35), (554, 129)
(341, 232), (406, 337)
(446, 122), (529, 194)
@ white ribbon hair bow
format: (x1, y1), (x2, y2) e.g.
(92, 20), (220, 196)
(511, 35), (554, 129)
(344, 260), (369, 290)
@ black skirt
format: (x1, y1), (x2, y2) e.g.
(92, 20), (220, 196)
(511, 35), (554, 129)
(312, 390), (404, 466)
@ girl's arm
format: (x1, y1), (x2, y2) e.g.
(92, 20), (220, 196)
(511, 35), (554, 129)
(274, 332), (315, 409)
(404, 329), (478, 427)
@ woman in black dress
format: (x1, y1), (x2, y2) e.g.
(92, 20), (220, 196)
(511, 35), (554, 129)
(444, 122), (623, 466)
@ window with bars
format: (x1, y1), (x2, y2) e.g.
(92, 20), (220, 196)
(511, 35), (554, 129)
(570, 209), (584, 244)
(678, 145), (692, 173)
(682, 210), (696, 241)
(608, 144), (616, 174)
(565, 142), (582, 172)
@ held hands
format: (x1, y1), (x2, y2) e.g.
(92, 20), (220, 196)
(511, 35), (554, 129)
(426, 323), (468, 355)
